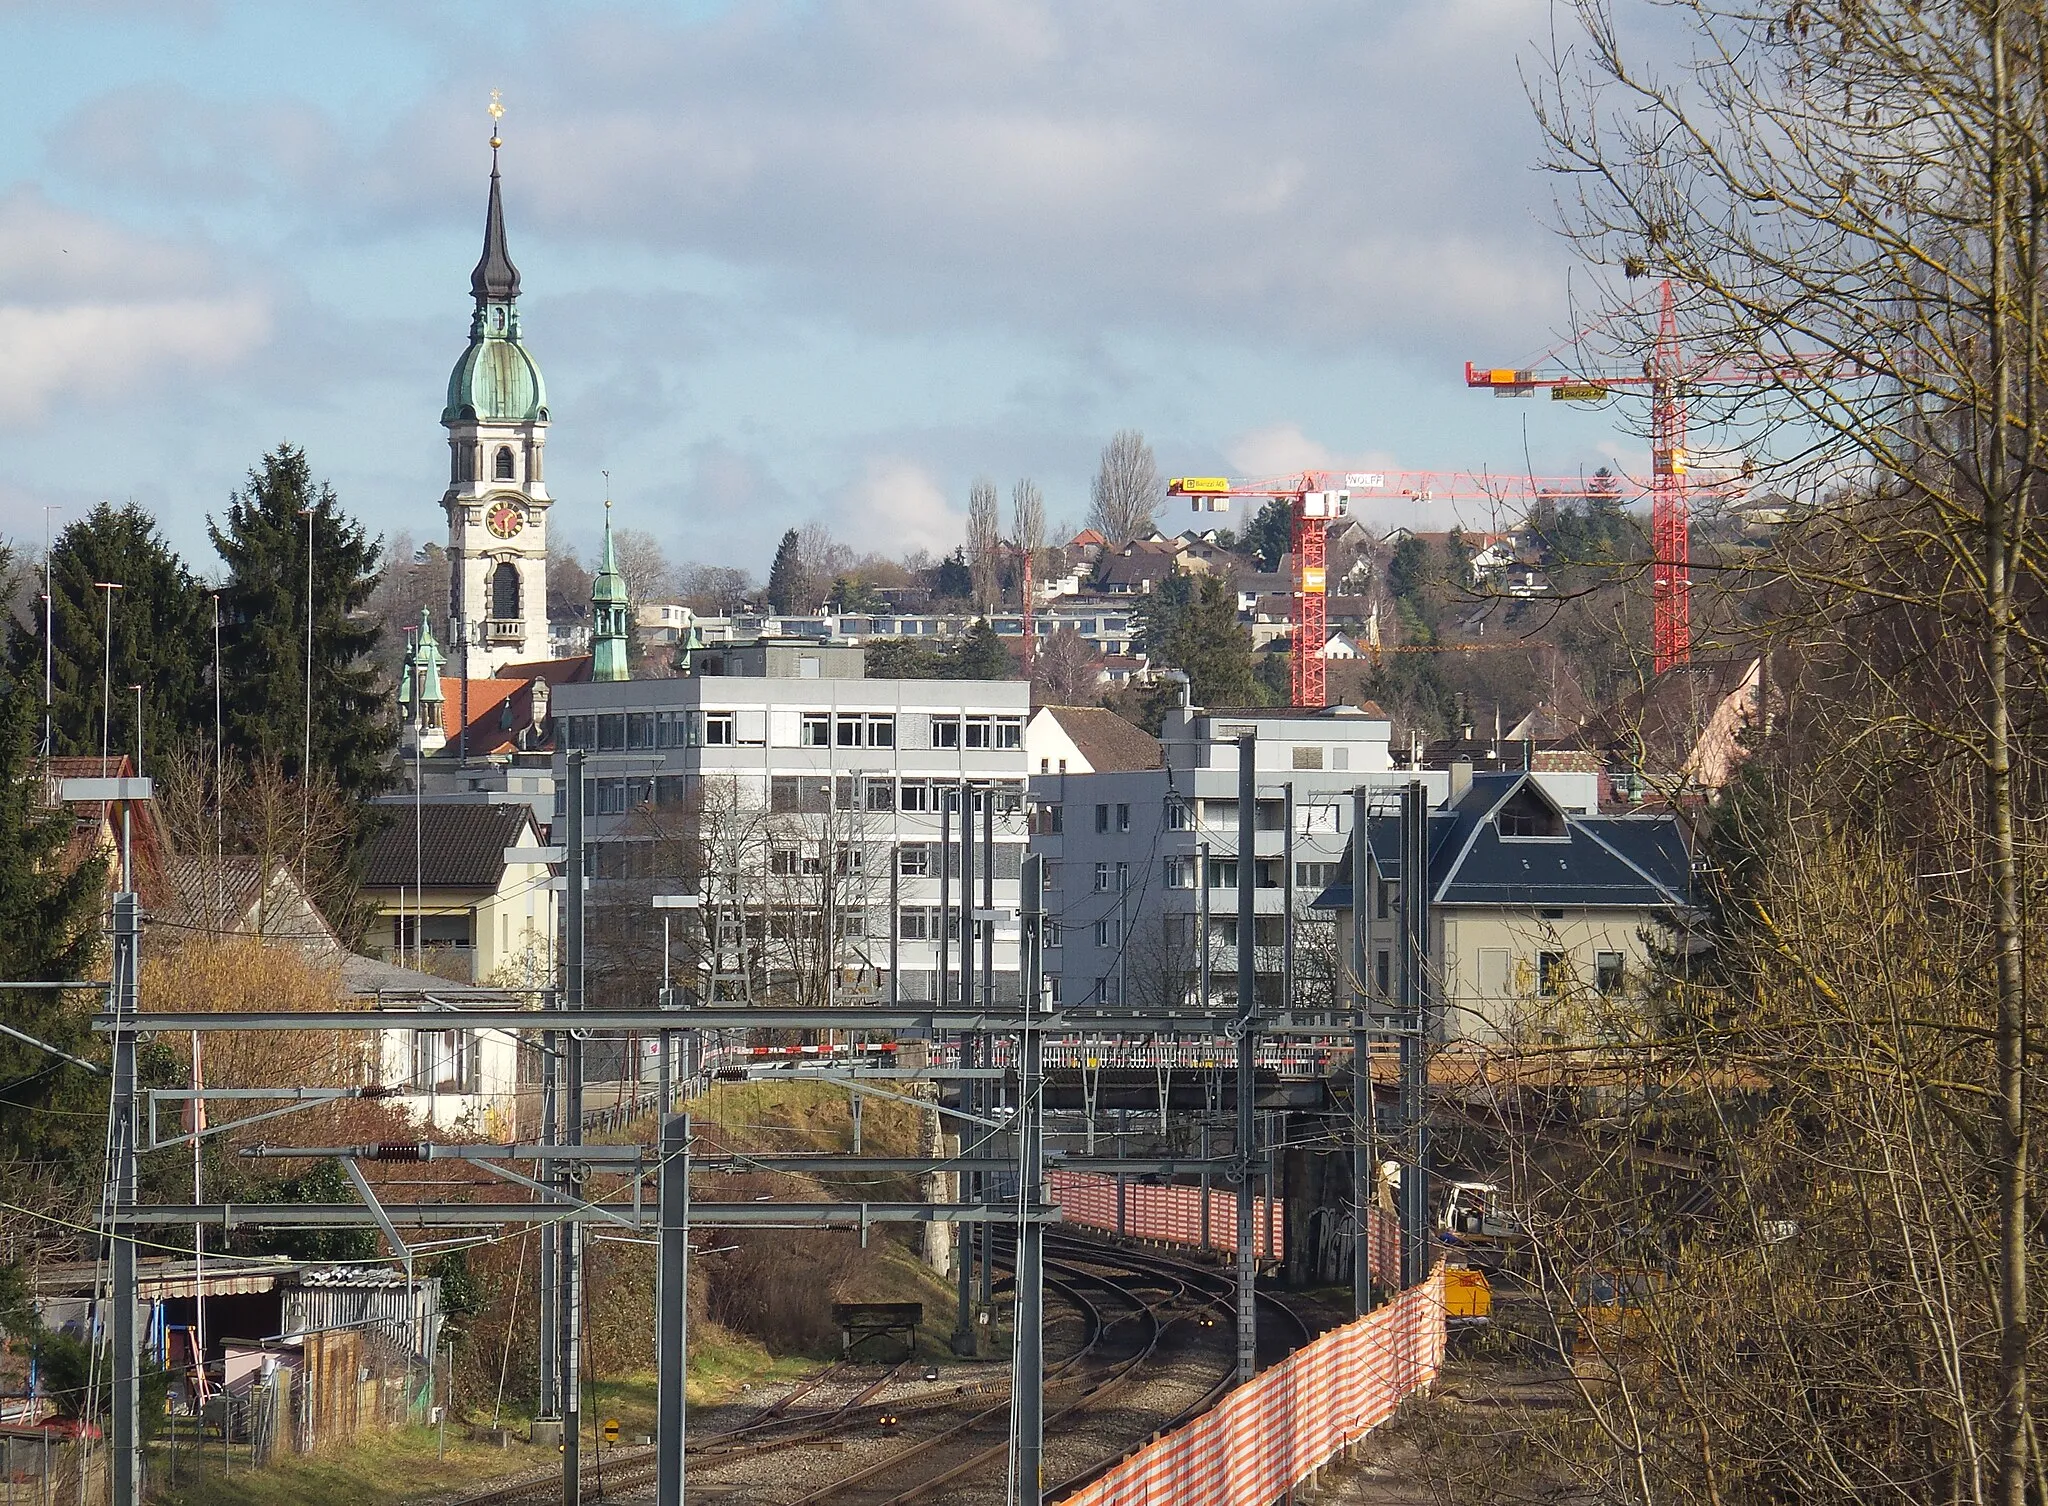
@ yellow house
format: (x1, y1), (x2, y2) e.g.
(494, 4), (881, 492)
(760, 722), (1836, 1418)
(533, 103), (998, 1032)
(1313, 771), (1692, 1045)
(360, 803), (556, 987)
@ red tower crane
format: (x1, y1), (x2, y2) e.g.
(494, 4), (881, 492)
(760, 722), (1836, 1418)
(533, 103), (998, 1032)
(1466, 278), (1859, 674)
(1168, 468), (1638, 708)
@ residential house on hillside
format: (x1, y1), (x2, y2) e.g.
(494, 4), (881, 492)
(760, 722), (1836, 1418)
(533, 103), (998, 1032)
(43, 754), (167, 890)
(1024, 706), (1162, 776)
(360, 803), (556, 988)
(1585, 654), (1774, 803)
(1313, 769), (1693, 1045)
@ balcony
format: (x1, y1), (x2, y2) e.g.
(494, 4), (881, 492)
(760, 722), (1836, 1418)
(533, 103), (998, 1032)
(485, 618), (526, 643)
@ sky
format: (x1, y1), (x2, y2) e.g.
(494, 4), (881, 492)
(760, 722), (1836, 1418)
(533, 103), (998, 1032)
(0, 0), (1651, 582)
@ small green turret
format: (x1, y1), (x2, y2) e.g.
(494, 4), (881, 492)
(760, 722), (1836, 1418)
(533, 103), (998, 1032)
(592, 502), (632, 682)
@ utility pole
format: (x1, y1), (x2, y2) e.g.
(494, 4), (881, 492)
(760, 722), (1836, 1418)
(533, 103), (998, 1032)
(561, 751), (586, 1506)
(954, 781), (977, 1355)
(1398, 780), (1431, 1289)
(1013, 853), (1047, 1503)
(655, 1112), (690, 1506)
(1233, 733), (1258, 1384)
(110, 889), (141, 1506)
(1350, 787), (1373, 1316)
(978, 787), (995, 1313)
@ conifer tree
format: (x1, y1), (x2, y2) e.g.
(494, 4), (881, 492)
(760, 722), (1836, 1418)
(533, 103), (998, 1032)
(764, 528), (805, 614)
(4, 504), (210, 767)
(947, 618), (1014, 679)
(210, 446), (393, 807)
(0, 665), (110, 1169)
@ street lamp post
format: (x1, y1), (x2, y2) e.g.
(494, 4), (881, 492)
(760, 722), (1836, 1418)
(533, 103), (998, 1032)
(652, 895), (703, 1110)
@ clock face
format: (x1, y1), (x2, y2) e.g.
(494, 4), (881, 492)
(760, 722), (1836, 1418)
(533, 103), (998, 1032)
(485, 501), (525, 540)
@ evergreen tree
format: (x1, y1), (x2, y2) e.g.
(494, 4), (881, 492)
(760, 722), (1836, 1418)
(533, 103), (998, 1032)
(0, 666), (111, 1170)
(1243, 499), (1294, 571)
(210, 446), (392, 806)
(925, 548), (972, 603)
(765, 528), (805, 614)
(946, 619), (1014, 679)
(5, 504), (210, 768)
(862, 639), (949, 678)
(1136, 576), (1259, 706)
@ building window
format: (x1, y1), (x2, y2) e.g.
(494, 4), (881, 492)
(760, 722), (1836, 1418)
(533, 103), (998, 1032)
(1375, 880), (1393, 921)
(490, 561), (521, 621)
(1094, 862), (1111, 892)
(1539, 952), (1568, 996)
(1375, 950), (1391, 997)
(865, 777), (896, 812)
(836, 715), (862, 747)
(1165, 797), (1192, 830)
(802, 713), (832, 747)
(1117, 803), (1131, 832)
(705, 712), (735, 746)
(899, 843), (930, 877)
(627, 713), (656, 750)
(1046, 974), (1063, 1005)
(933, 718), (961, 749)
(1115, 861), (1128, 891)
(964, 717), (994, 749)
(899, 780), (932, 812)
(868, 715), (895, 747)
(1164, 857), (1194, 888)
(1045, 921), (1062, 948)
(1043, 860), (1060, 891)
(1208, 859), (1238, 889)
(1037, 803), (1063, 835)
(1095, 917), (1119, 948)
(413, 1030), (471, 1092)
(1294, 862), (1335, 888)
(597, 714), (626, 751)
(1596, 952), (1625, 993)
(996, 717), (1023, 748)
(1095, 804), (1110, 833)
(899, 908), (931, 941)
(494, 446), (515, 480)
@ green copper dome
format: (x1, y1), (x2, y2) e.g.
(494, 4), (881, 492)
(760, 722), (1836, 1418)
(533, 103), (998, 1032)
(444, 314), (548, 423)
(442, 159), (548, 425)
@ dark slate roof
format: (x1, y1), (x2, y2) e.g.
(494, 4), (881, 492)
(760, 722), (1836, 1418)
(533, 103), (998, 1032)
(362, 803), (536, 892)
(470, 159), (521, 304)
(1311, 771), (1689, 912)
(1045, 706), (1161, 772)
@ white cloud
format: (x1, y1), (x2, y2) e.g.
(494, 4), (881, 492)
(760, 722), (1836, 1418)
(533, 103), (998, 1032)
(0, 193), (270, 424)
(1225, 422), (1398, 479)
(837, 458), (965, 558)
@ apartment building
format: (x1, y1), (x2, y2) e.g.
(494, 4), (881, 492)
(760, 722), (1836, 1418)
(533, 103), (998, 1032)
(550, 642), (1031, 1006)
(1029, 705), (1605, 1017)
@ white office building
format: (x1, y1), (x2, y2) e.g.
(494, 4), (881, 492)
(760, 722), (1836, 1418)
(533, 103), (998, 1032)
(551, 642), (1031, 1007)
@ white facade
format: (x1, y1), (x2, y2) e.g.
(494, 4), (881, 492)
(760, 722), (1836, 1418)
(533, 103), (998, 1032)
(1029, 707), (1603, 1017)
(444, 420), (553, 674)
(552, 669), (1033, 1005)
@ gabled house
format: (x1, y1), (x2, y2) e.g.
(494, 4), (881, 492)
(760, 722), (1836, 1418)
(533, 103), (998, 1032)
(1024, 706), (1162, 776)
(360, 804), (556, 988)
(1313, 770), (1693, 1044)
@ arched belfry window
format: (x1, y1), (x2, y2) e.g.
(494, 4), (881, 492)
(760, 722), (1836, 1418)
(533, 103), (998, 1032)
(492, 562), (522, 622)
(494, 446), (516, 480)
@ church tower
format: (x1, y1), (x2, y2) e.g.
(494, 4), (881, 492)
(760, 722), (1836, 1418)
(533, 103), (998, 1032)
(443, 128), (552, 676)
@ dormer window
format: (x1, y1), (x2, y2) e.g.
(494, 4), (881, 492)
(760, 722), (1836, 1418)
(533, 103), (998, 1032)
(495, 446), (516, 480)
(1495, 785), (1565, 839)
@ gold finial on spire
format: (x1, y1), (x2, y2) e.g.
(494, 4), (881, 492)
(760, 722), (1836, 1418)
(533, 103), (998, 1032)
(488, 88), (504, 150)
(602, 469), (612, 510)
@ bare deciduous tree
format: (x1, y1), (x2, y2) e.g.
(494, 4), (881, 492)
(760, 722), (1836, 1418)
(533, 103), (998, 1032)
(609, 527), (676, 609)
(1012, 477), (1046, 583)
(966, 477), (1002, 615)
(1500, 4), (2048, 1500)
(1088, 430), (1161, 547)
(1029, 625), (1098, 707)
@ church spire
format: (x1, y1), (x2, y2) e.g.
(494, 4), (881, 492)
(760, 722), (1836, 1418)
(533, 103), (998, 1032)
(592, 495), (632, 683)
(471, 93), (521, 305)
(470, 160), (522, 305)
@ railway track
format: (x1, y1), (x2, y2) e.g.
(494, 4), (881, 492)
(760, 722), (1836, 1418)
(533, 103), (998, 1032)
(448, 1229), (1313, 1506)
